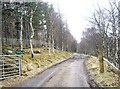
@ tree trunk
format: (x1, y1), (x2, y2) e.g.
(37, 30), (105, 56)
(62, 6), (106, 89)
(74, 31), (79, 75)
(118, 2), (120, 85)
(56, 44), (59, 53)
(0, 4), (2, 55)
(29, 4), (38, 58)
(10, 22), (14, 49)
(115, 36), (119, 67)
(62, 41), (64, 51)
(27, 24), (30, 48)
(45, 33), (47, 48)
(48, 33), (51, 55)
(30, 12), (34, 58)
(52, 33), (54, 53)
(98, 49), (104, 73)
(43, 30), (47, 48)
(0, 27), (2, 55)
(20, 16), (23, 50)
(24, 23), (30, 48)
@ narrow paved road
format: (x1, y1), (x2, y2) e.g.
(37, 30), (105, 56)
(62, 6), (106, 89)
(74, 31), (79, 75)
(16, 54), (90, 87)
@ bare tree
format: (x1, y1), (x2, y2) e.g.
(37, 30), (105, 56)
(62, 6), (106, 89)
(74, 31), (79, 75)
(106, 1), (119, 67)
(20, 12), (23, 50)
(29, 3), (38, 58)
(89, 6), (109, 73)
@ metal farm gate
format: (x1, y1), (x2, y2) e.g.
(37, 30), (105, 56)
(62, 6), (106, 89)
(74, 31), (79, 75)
(0, 55), (21, 80)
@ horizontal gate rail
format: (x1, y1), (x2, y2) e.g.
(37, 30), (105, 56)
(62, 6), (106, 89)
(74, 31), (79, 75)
(0, 55), (21, 80)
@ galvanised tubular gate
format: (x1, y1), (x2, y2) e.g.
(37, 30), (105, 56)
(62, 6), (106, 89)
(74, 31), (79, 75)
(0, 55), (21, 80)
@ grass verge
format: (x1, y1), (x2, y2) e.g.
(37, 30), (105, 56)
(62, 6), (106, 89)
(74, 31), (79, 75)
(85, 56), (119, 87)
(0, 47), (73, 87)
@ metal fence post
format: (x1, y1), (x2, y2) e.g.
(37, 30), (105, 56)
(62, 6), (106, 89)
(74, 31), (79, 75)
(0, 55), (22, 80)
(0, 60), (2, 80)
(18, 55), (21, 76)
(3, 60), (4, 79)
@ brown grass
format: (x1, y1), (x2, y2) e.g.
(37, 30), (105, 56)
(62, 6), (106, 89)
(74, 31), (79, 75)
(85, 56), (119, 87)
(0, 47), (73, 87)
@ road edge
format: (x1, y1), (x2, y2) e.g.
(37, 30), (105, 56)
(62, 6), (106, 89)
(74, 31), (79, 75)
(13, 54), (75, 87)
(83, 55), (101, 88)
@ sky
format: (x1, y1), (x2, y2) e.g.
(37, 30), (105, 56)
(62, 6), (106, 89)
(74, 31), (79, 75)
(43, 0), (111, 43)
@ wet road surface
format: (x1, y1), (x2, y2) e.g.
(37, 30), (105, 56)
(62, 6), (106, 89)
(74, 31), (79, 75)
(16, 54), (90, 87)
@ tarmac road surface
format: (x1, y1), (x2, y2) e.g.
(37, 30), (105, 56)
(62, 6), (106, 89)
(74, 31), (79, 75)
(15, 54), (90, 87)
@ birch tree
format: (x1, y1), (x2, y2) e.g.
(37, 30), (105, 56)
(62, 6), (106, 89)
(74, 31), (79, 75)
(45, 4), (55, 55)
(29, 3), (38, 58)
(19, 7), (23, 50)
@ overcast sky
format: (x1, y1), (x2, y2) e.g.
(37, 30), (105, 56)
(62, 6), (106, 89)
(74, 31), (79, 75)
(43, 0), (113, 43)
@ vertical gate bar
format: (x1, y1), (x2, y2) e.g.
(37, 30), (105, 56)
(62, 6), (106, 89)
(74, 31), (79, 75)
(0, 60), (2, 80)
(0, 55), (22, 80)
(18, 55), (21, 76)
(3, 60), (4, 79)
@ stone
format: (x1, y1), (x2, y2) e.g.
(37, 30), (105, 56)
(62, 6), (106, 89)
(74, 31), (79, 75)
(27, 64), (34, 71)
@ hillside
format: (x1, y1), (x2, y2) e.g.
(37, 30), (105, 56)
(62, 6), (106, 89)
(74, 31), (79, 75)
(0, 47), (73, 87)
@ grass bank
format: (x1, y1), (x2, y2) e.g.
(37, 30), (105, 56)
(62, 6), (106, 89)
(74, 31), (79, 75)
(85, 56), (119, 87)
(0, 47), (73, 87)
